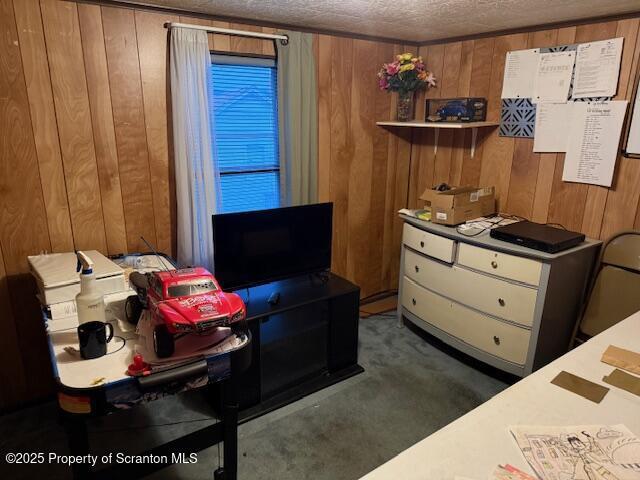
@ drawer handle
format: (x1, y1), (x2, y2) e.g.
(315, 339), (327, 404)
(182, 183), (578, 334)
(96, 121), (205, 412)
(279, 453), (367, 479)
(414, 265), (420, 273)
(493, 336), (500, 345)
(498, 298), (505, 307)
(491, 261), (498, 269)
(420, 241), (425, 248)
(412, 298), (416, 306)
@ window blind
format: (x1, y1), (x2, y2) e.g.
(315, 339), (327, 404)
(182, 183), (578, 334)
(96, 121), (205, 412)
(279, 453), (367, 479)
(209, 55), (280, 213)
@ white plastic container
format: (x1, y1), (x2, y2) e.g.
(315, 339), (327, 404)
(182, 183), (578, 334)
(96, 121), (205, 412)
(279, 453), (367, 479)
(75, 251), (106, 325)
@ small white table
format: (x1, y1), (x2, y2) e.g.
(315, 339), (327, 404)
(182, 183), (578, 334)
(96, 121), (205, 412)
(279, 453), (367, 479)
(361, 311), (640, 479)
(44, 299), (251, 480)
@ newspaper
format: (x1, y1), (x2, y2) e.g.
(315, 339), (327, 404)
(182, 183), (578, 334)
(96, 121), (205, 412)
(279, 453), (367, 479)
(510, 425), (640, 480)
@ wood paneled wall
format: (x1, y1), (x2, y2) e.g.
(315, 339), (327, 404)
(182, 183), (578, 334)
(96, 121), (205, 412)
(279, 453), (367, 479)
(408, 18), (640, 241)
(0, 0), (293, 410)
(316, 37), (413, 301)
(1, 0), (639, 410)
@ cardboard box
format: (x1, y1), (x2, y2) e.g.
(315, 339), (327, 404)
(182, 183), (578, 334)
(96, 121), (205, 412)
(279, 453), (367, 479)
(419, 186), (496, 225)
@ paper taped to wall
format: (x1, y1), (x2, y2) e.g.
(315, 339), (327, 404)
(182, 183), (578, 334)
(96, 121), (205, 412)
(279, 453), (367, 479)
(533, 103), (574, 152)
(626, 77), (640, 155)
(502, 49), (539, 99)
(572, 38), (623, 99)
(533, 51), (575, 103)
(562, 101), (628, 187)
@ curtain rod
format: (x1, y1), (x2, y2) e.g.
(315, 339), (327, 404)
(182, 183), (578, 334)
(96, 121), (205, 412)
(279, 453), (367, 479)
(164, 22), (289, 45)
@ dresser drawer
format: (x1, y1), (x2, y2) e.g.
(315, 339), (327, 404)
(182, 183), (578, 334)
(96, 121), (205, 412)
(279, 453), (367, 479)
(457, 243), (542, 286)
(403, 223), (455, 263)
(404, 248), (538, 327)
(401, 276), (531, 365)
(401, 275), (463, 339)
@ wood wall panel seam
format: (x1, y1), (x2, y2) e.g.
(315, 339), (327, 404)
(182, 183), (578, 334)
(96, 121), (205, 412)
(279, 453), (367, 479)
(478, 33), (528, 211)
(317, 34), (332, 203)
(0, 0), (54, 408)
(328, 36), (354, 277)
(12, 0), (54, 255)
(504, 29), (558, 219)
(132, 10), (161, 253)
(101, 5), (158, 252)
(3, 2), (640, 410)
(13, 0), (74, 253)
(134, 10), (177, 255)
(77, 2), (128, 255)
(345, 39), (376, 295)
(576, 21), (624, 238)
(0, 241), (28, 407)
(547, 22), (617, 232)
(40, 0), (108, 253)
(599, 18), (640, 240)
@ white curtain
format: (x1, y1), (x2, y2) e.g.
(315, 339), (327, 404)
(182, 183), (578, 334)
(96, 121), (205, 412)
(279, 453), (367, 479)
(170, 28), (220, 271)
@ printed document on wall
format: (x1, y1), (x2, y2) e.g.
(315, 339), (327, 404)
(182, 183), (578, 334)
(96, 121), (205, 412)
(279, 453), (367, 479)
(562, 101), (628, 187)
(533, 51), (575, 103)
(501, 49), (539, 99)
(572, 37), (623, 99)
(533, 103), (574, 152)
(626, 82), (640, 155)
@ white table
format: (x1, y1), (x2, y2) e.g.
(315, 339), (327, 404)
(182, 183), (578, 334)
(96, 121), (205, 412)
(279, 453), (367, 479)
(361, 311), (640, 480)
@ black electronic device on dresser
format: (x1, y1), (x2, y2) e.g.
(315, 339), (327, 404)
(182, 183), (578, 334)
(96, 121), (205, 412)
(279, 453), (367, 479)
(490, 220), (585, 253)
(212, 204), (363, 421)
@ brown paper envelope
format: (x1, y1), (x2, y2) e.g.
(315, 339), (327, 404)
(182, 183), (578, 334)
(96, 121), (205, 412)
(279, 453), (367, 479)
(602, 368), (640, 397)
(551, 371), (609, 403)
(601, 345), (640, 375)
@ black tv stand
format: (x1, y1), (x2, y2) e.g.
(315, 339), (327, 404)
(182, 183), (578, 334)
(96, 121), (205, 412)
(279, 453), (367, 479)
(310, 271), (330, 284)
(267, 291), (280, 305)
(229, 272), (362, 422)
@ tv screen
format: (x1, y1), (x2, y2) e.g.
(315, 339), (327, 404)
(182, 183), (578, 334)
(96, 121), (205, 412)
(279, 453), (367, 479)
(212, 203), (333, 290)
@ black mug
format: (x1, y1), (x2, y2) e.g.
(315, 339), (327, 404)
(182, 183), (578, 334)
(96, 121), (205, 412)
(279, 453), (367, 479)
(78, 321), (114, 360)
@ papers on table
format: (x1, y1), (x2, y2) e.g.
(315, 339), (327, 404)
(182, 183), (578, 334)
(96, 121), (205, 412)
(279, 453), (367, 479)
(491, 465), (536, 480)
(533, 103), (574, 152)
(572, 37), (623, 99)
(501, 49), (539, 99)
(562, 101), (628, 187)
(510, 425), (640, 480)
(532, 51), (575, 103)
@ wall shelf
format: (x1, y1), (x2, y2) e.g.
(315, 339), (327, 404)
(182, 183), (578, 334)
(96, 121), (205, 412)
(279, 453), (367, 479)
(376, 120), (499, 129)
(376, 120), (499, 158)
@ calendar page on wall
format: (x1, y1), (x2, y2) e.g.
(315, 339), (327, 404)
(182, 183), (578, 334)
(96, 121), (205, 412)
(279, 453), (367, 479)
(625, 72), (640, 157)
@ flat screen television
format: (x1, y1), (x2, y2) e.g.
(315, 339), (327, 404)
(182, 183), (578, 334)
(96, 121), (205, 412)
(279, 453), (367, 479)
(212, 203), (333, 290)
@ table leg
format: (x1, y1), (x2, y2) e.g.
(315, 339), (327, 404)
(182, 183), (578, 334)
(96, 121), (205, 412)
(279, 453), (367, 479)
(222, 400), (239, 480)
(62, 415), (91, 480)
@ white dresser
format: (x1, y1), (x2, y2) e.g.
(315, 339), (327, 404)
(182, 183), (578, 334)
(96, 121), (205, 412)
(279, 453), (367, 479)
(398, 215), (601, 376)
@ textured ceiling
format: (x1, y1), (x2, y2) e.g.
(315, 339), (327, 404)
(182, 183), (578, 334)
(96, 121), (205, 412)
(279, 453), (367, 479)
(120, 0), (640, 42)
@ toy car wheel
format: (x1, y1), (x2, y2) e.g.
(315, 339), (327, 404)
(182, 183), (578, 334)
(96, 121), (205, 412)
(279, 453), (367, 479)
(153, 324), (175, 358)
(231, 319), (248, 337)
(125, 295), (143, 325)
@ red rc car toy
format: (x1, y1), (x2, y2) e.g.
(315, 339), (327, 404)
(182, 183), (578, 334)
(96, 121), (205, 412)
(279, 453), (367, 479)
(126, 267), (246, 358)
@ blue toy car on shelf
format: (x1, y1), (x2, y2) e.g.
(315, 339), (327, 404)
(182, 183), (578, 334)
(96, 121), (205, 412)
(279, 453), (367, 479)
(436, 100), (475, 121)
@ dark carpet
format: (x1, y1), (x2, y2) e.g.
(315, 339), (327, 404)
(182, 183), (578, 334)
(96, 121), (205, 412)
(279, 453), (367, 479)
(0, 313), (510, 480)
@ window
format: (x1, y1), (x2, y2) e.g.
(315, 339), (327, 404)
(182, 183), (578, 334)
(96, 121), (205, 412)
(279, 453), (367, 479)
(167, 279), (217, 298)
(208, 55), (280, 213)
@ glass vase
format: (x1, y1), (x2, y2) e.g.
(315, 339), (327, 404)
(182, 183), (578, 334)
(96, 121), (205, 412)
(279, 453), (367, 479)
(396, 91), (415, 122)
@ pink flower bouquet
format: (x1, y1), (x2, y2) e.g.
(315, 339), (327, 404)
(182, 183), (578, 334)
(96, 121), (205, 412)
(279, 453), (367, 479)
(377, 53), (436, 95)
